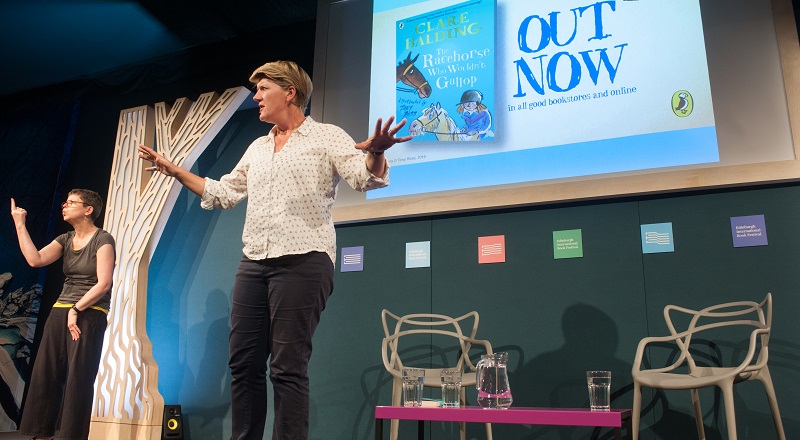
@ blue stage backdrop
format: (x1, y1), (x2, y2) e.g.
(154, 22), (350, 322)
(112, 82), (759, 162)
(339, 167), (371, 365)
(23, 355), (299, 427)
(146, 109), (257, 439)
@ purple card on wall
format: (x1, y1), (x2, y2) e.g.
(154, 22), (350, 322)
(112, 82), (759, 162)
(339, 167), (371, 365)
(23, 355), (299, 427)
(340, 246), (365, 272)
(730, 215), (768, 247)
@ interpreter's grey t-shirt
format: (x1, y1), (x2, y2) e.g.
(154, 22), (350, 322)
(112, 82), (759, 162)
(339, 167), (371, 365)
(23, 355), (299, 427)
(54, 229), (115, 311)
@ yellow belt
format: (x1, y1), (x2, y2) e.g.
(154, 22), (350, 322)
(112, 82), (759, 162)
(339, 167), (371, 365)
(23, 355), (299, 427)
(53, 302), (109, 314)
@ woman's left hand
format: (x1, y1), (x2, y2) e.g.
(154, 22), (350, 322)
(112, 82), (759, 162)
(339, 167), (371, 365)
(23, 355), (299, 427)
(67, 309), (81, 341)
(358, 116), (414, 155)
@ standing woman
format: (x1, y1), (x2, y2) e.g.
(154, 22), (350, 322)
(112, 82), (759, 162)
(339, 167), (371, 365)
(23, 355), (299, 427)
(11, 189), (115, 440)
(138, 60), (411, 440)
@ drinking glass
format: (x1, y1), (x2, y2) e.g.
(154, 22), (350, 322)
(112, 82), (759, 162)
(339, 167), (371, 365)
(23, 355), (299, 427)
(587, 370), (611, 411)
(402, 368), (425, 407)
(440, 369), (462, 408)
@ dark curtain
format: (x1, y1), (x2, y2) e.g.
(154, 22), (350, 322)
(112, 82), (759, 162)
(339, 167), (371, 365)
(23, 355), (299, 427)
(0, 99), (79, 429)
(0, 20), (316, 431)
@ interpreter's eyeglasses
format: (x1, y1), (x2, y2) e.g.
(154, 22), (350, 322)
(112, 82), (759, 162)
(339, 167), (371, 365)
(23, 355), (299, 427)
(61, 200), (87, 208)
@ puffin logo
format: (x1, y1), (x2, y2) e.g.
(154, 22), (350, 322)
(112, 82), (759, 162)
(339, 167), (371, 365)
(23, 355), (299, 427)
(671, 90), (693, 117)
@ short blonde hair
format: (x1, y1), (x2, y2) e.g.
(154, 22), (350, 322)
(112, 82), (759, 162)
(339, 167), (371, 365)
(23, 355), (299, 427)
(249, 61), (313, 112)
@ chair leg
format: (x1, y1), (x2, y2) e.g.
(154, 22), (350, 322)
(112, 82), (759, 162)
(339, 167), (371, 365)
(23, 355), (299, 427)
(690, 388), (706, 440)
(632, 383), (641, 440)
(454, 384), (492, 439)
(390, 417), (399, 440)
(459, 387), (467, 440)
(391, 378), (402, 440)
(758, 368), (786, 440)
(720, 383), (737, 440)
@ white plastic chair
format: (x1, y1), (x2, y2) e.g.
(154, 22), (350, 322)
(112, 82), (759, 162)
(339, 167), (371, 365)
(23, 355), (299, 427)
(631, 293), (785, 440)
(381, 310), (494, 440)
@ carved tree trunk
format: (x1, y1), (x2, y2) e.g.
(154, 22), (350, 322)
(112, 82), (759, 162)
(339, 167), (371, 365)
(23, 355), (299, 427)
(89, 87), (250, 439)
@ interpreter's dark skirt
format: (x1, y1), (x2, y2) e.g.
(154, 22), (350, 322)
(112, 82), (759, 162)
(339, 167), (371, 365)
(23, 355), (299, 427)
(19, 307), (107, 440)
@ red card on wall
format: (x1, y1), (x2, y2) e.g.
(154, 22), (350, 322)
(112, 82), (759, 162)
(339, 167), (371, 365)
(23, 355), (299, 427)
(478, 235), (506, 264)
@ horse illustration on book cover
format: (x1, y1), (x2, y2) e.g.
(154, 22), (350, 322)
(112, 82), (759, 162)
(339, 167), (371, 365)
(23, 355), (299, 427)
(395, 0), (496, 142)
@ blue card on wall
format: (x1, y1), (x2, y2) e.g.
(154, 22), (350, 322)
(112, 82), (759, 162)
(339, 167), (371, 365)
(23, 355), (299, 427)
(405, 241), (431, 268)
(730, 215), (768, 247)
(641, 222), (675, 253)
(340, 246), (365, 272)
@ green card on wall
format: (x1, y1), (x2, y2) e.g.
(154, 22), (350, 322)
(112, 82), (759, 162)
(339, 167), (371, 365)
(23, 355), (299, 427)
(553, 229), (583, 259)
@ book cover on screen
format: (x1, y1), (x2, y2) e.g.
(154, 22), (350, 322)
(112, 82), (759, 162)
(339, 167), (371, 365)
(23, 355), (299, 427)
(395, 0), (496, 143)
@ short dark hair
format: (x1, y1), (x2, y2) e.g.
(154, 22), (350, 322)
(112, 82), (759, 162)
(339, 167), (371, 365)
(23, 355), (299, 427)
(69, 189), (104, 221)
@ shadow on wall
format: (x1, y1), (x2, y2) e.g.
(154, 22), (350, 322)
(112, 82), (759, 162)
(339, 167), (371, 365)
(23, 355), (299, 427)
(146, 106), (256, 438)
(356, 361), (392, 439)
(508, 302), (796, 440)
(184, 289), (231, 439)
(512, 303), (633, 440)
(150, 287), (231, 440)
(351, 338), (493, 439)
(503, 302), (800, 440)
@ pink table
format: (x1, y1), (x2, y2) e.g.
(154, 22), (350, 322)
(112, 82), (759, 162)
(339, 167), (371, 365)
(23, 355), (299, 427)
(374, 406), (632, 440)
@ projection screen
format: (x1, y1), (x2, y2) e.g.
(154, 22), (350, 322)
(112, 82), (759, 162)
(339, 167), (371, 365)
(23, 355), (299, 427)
(311, 0), (800, 223)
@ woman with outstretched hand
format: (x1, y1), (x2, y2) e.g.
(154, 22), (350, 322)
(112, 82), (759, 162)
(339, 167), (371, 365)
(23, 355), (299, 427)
(138, 60), (411, 440)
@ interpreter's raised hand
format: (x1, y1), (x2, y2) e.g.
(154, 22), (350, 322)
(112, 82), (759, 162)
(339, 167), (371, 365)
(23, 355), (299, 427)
(138, 145), (178, 177)
(357, 116), (414, 155)
(67, 308), (81, 341)
(10, 198), (27, 227)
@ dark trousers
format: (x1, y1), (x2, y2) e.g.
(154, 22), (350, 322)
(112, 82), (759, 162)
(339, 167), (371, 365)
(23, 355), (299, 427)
(229, 252), (333, 440)
(20, 307), (107, 440)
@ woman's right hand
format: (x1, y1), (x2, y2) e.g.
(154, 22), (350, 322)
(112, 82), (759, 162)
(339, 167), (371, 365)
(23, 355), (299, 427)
(138, 144), (208, 197)
(138, 145), (178, 177)
(67, 308), (81, 341)
(10, 198), (26, 227)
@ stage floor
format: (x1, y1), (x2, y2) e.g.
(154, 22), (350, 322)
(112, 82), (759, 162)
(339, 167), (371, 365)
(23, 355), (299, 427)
(0, 432), (33, 439)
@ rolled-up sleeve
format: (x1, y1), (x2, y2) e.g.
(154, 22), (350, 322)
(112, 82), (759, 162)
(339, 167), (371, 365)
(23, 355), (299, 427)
(327, 126), (390, 192)
(200, 147), (251, 210)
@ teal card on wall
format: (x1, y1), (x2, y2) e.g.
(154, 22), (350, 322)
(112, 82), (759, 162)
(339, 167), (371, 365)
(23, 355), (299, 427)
(406, 241), (431, 268)
(641, 222), (675, 253)
(553, 229), (583, 259)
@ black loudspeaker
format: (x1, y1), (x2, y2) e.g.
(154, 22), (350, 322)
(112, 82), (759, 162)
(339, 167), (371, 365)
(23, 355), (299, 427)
(162, 404), (184, 440)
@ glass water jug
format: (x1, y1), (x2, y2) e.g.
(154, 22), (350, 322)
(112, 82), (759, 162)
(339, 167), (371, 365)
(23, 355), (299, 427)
(476, 352), (513, 409)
